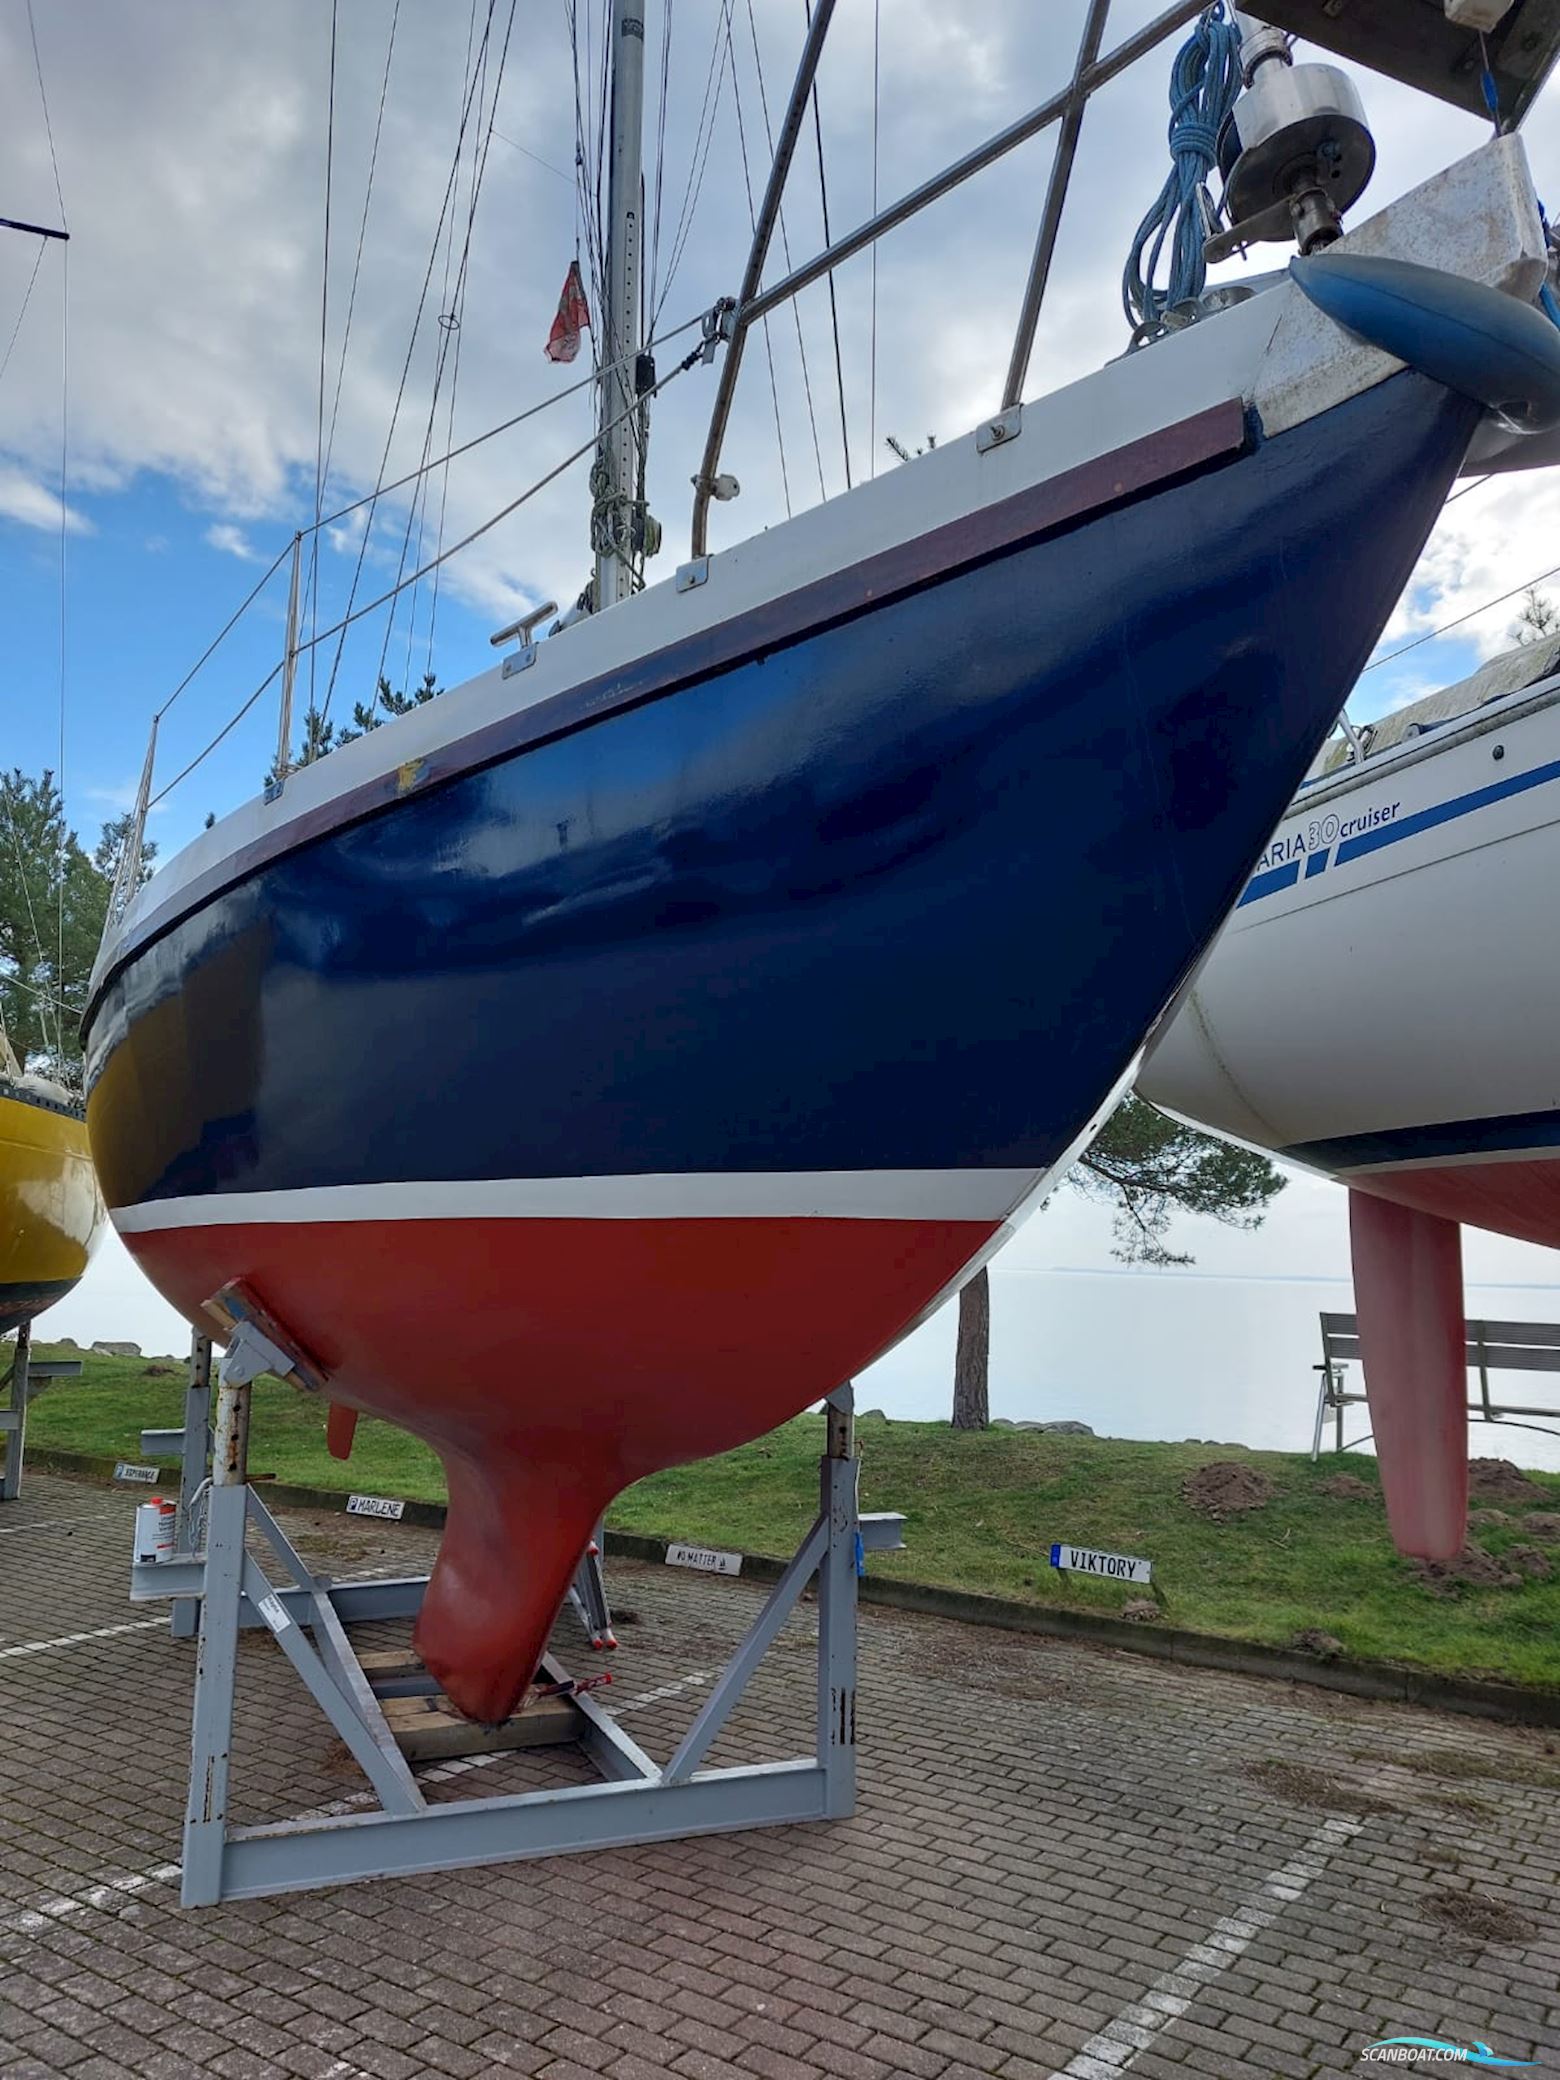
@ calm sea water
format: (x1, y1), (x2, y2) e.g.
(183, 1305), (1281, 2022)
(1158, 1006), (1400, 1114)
(858, 1265), (1560, 1473)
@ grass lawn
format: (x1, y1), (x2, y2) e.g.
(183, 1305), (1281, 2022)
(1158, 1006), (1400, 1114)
(23, 1344), (1560, 1689)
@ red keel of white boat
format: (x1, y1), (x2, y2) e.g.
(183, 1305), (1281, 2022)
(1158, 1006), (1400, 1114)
(1347, 1189), (1468, 1560)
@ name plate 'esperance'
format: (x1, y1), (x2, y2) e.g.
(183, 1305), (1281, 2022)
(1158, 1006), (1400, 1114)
(666, 1542), (742, 1576)
(346, 1494), (406, 1520)
(1049, 1542), (1152, 1584)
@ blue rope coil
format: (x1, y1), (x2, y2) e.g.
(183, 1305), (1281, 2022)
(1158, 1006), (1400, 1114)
(1122, 4), (1244, 338)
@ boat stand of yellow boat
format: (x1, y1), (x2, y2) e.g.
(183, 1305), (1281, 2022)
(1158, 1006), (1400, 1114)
(1, 1038), (104, 1498)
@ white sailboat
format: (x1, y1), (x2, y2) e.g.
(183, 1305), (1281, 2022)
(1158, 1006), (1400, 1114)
(1143, 631), (1560, 1558)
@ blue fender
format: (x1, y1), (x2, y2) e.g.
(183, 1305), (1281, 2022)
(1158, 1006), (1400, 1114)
(1290, 250), (1560, 433)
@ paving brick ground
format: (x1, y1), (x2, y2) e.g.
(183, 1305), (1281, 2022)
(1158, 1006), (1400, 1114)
(0, 1469), (1556, 2079)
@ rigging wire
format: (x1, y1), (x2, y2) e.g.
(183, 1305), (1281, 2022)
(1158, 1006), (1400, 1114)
(153, 541), (294, 724)
(869, 0), (879, 477)
(594, 0), (611, 289)
(653, 0), (732, 326)
(320, 1), (401, 500)
(380, 0), (515, 700)
(149, 665), (284, 812)
(144, 315), (705, 791)
(309, 0), (339, 719)
(298, 0), (402, 699)
(392, 0), (482, 698)
(309, 350), (703, 663)
(25, 0), (69, 1058)
(803, 0), (850, 492)
(24, 0), (66, 228)
(0, 239), (45, 390)
(723, 0), (792, 517)
(152, 342), (706, 810)
(742, 0), (825, 501)
(492, 128), (574, 183)
(647, 0), (675, 321)
(417, 5), (488, 687)
(313, 312), (702, 535)
(1359, 558), (1560, 676)
(566, 0), (608, 338)
(319, 0), (504, 728)
(54, 240), (69, 1034)
(1, 787), (62, 1063)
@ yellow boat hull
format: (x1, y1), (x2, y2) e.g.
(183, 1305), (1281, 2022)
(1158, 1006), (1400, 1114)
(0, 1082), (104, 1332)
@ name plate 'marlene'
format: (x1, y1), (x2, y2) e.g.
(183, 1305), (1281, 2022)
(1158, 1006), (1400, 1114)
(1050, 1542), (1152, 1585)
(346, 1494), (406, 1521)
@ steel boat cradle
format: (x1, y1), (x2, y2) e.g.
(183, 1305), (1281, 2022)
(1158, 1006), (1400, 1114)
(92, 0), (1560, 1900)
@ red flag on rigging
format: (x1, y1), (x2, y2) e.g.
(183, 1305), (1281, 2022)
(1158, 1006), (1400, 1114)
(544, 261), (591, 364)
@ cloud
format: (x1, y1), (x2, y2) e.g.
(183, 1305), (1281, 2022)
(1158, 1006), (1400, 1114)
(205, 521), (260, 562)
(0, 466), (91, 534)
(0, 1), (1555, 693)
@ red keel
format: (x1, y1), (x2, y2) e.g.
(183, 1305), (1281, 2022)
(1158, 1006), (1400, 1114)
(1348, 1189), (1468, 1560)
(125, 1211), (993, 1722)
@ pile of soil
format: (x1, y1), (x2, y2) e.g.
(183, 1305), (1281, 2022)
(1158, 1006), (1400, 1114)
(1318, 1474), (1373, 1501)
(1505, 1545), (1552, 1580)
(1292, 1628), (1345, 1659)
(1412, 1543), (1523, 1596)
(1467, 1508), (1510, 1528)
(1520, 1511), (1560, 1543)
(1182, 1460), (1276, 1520)
(1423, 1886), (1533, 1944)
(1468, 1458), (1543, 1503)
(1247, 1759), (1395, 1816)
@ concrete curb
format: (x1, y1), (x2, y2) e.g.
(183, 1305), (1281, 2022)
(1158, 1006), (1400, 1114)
(32, 1447), (1560, 1729)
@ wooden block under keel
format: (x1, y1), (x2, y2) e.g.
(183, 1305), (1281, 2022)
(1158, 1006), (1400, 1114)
(379, 1687), (584, 1761)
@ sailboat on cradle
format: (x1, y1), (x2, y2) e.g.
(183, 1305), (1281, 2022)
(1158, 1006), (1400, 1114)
(1142, 630), (1560, 1559)
(84, 2), (1560, 1721)
(1, 1035), (102, 1335)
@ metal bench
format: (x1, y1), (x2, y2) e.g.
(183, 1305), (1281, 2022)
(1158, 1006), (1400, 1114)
(1311, 1311), (1560, 1458)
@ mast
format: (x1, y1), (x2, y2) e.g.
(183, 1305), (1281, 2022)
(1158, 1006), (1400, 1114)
(594, 0), (647, 612)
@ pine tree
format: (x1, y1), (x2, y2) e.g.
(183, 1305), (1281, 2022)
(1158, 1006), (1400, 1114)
(0, 771), (156, 1084)
(950, 1096), (1283, 1427)
(1509, 588), (1559, 646)
(270, 672), (445, 781)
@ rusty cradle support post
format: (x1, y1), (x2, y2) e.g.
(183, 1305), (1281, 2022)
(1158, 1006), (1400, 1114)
(136, 1330), (214, 1638)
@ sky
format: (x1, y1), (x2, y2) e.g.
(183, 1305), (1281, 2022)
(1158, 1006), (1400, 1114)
(6, 1), (1560, 1453)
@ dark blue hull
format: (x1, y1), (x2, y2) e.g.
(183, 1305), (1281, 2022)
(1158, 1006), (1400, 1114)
(87, 372), (1476, 1206)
